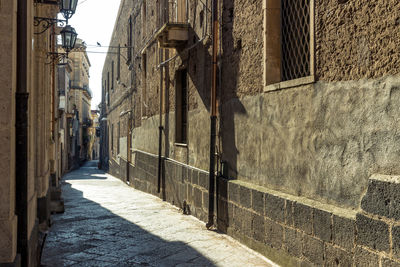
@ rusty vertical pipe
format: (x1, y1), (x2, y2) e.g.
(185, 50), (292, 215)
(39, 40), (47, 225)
(157, 49), (164, 194)
(52, 25), (56, 140)
(207, 0), (218, 229)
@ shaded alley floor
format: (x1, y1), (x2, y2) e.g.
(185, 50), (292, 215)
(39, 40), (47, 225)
(42, 161), (277, 267)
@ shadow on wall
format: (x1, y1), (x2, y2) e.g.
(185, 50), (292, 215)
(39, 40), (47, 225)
(42, 180), (217, 266)
(170, 0), (247, 178)
(163, 0), (247, 231)
(220, 0), (247, 181)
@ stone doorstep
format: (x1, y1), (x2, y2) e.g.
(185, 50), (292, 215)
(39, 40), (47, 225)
(0, 254), (21, 267)
(50, 199), (65, 214)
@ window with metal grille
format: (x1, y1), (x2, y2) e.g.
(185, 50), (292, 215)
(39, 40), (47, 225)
(142, 53), (147, 118)
(175, 69), (188, 144)
(142, 1), (147, 38)
(117, 44), (120, 80)
(111, 61), (114, 91)
(127, 15), (132, 64)
(281, 0), (310, 82)
(117, 122), (120, 154)
(107, 72), (110, 105)
(111, 124), (114, 153)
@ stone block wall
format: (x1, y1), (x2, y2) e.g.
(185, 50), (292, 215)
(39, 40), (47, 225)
(110, 151), (400, 266)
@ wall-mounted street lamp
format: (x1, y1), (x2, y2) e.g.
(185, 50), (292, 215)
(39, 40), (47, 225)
(47, 25), (78, 63)
(59, 0), (79, 21)
(60, 25), (78, 53)
(34, 0), (79, 34)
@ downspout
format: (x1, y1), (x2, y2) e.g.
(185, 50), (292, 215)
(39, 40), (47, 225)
(52, 25), (56, 140)
(16, 0), (29, 265)
(127, 100), (132, 183)
(157, 48), (164, 193)
(207, 0), (218, 229)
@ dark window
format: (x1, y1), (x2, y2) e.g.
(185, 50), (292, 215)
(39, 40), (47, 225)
(111, 61), (114, 91)
(117, 44), (121, 80)
(142, 1), (146, 38)
(127, 15), (132, 64)
(281, 0), (310, 81)
(107, 72), (110, 105)
(142, 53), (147, 117)
(175, 69), (188, 144)
(117, 122), (120, 154)
(103, 80), (106, 102)
(111, 124), (114, 153)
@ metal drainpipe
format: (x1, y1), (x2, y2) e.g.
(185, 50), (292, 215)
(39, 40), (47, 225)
(207, 0), (219, 229)
(16, 0), (29, 264)
(157, 48), (164, 193)
(52, 25), (56, 140)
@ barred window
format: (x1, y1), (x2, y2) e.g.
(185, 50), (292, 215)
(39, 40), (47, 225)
(142, 53), (147, 118)
(281, 0), (310, 81)
(117, 44), (121, 80)
(127, 15), (132, 64)
(107, 72), (110, 105)
(264, 0), (313, 88)
(117, 122), (120, 154)
(111, 61), (114, 92)
(111, 124), (114, 153)
(142, 1), (147, 38)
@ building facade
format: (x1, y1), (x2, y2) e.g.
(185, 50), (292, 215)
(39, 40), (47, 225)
(66, 39), (93, 168)
(57, 56), (72, 176)
(88, 109), (100, 160)
(0, 0), (75, 265)
(102, 0), (400, 266)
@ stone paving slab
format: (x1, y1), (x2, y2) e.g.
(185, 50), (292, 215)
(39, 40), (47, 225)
(42, 161), (278, 267)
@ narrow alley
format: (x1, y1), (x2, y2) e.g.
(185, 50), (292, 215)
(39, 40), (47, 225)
(41, 162), (276, 267)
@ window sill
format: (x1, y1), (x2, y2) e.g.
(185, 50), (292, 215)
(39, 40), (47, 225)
(264, 75), (315, 93)
(174, 143), (188, 148)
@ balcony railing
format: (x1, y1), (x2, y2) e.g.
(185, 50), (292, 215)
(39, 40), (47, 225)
(155, 0), (189, 49)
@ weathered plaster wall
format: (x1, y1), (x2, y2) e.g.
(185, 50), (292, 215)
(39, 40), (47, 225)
(316, 0), (400, 81)
(132, 106), (210, 170)
(221, 0), (264, 99)
(132, 115), (160, 154)
(221, 75), (400, 209)
(132, 74), (400, 209)
(0, 0), (17, 263)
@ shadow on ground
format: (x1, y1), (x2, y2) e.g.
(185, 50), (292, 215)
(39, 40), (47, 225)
(42, 163), (216, 267)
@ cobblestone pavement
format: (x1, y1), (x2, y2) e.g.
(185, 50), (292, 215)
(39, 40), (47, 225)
(42, 161), (277, 267)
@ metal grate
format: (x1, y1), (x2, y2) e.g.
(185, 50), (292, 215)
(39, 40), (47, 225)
(281, 0), (310, 81)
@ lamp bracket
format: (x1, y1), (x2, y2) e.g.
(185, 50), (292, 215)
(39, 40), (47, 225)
(34, 17), (67, 35)
(46, 52), (69, 64)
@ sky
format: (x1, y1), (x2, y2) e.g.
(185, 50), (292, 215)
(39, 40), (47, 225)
(67, 0), (122, 109)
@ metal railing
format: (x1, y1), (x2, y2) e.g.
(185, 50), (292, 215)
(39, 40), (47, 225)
(281, 0), (311, 81)
(158, 0), (188, 26)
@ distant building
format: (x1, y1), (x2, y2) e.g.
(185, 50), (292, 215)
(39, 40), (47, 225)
(89, 110), (100, 160)
(57, 57), (73, 175)
(67, 39), (92, 167)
